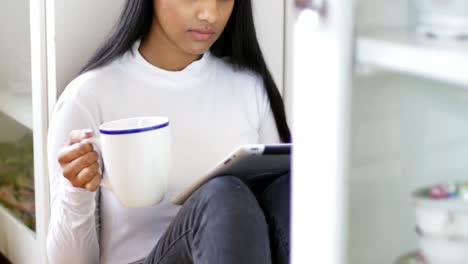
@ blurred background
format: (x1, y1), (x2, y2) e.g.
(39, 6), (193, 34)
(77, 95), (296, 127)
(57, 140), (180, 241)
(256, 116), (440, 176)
(293, 0), (468, 263)
(1, 0), (468, 263)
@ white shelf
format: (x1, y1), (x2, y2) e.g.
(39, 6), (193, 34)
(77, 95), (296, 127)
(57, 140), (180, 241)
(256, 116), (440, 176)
(0, 89), (32, 129)
(356, 28), (468, 86)
(0, 205), (37, 264)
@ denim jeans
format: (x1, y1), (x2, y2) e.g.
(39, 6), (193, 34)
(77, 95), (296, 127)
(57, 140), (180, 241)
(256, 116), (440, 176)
(143, 173), (290, 264)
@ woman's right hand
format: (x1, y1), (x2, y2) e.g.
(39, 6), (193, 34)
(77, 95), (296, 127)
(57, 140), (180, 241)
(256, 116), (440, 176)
(57, 129), (102, 192)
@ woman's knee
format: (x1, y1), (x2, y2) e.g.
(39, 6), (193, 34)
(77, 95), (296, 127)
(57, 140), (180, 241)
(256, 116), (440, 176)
(199, 176), (250, 201)
(259, 173), (290, 226)
(193, 176), (261, 217)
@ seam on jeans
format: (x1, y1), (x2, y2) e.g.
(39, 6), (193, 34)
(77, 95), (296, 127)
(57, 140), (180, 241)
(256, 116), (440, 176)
(154, 228), (193, 264)
(276, 225), (289, 257)
(264, 207), (289, 260)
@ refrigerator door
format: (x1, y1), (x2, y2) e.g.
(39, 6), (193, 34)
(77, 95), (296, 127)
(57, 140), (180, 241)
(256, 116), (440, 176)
(290, 0), (354, 263)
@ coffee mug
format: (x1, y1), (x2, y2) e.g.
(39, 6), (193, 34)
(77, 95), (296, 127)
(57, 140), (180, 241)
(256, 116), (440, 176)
(82, 116), (171, 208)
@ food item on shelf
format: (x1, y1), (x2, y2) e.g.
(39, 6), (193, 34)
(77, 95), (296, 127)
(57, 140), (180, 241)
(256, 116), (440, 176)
(428, 184), (449, 199)
(413, 181), (468, 264)
(0, 133), (35, 230)
(427, 182), (465, 200)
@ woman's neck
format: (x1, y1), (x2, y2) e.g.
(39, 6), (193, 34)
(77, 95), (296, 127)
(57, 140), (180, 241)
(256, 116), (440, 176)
(139, 23), (202, 71)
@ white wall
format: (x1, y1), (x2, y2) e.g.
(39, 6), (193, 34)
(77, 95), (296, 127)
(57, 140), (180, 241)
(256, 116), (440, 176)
(48, 0), (125, 102)
(283, 0), (294, 125)
(252, 0), (285, 92)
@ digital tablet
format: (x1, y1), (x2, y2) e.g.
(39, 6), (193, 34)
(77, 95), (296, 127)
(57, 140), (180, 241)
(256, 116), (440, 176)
(171, 143), (291, 205)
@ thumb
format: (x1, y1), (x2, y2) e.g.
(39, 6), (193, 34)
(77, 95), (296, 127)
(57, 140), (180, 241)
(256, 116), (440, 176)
(68, 129), (94, 145)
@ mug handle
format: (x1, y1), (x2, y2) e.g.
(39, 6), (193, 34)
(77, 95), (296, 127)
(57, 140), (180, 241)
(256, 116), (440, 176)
(81, 137), (113, 191)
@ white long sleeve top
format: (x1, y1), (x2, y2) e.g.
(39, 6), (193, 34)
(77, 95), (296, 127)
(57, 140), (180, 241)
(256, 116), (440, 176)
(46, 41), (280, 264)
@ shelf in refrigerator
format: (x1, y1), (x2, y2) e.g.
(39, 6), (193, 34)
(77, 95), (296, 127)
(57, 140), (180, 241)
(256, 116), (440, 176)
(0, 89), (32, 129)
(356, 28), (468, 86)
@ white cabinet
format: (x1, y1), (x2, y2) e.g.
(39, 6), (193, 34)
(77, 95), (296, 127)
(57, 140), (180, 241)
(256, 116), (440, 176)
(290, 0), (468, 263)
(0, 0), (48, 263)
(0, 0), (32, 129)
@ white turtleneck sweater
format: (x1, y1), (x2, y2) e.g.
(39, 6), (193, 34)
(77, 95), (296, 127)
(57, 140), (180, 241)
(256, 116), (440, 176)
(46, 41), (280, 264)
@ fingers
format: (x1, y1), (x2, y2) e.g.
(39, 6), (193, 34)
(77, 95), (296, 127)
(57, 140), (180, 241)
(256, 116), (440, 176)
(62, 151), (99, 184)
(85, 174), (102, 192)
(58, 142), (94, 165)
(57, 129), (101, 192)
(68, 129), (94, 146)
(58, 129), (95, 164)
(75, 162), (100, 187)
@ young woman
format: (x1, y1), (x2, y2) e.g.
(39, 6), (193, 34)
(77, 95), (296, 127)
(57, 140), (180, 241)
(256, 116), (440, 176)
(47, 0), (291, 263)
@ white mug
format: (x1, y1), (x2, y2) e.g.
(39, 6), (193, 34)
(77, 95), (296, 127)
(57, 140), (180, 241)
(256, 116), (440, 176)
(82, 116), (171, 208)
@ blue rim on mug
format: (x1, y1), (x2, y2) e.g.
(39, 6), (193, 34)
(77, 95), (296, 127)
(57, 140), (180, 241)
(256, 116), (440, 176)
(100, 121), (169, 135)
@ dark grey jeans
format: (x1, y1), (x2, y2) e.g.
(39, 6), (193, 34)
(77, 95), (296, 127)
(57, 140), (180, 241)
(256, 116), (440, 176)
(143, 173), (290, 264)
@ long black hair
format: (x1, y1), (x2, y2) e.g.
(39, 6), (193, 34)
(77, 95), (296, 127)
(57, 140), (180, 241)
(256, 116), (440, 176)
(81, 0), (291, 143)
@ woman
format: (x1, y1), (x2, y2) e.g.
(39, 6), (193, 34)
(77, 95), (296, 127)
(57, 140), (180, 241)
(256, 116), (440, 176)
(47, 0), (291, 263)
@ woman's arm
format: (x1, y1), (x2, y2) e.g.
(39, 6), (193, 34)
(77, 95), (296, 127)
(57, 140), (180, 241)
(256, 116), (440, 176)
(46, 86), (100, 264)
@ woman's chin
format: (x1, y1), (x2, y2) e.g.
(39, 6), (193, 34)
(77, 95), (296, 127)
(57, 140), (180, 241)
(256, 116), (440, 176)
(183, 43), (213, 56)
